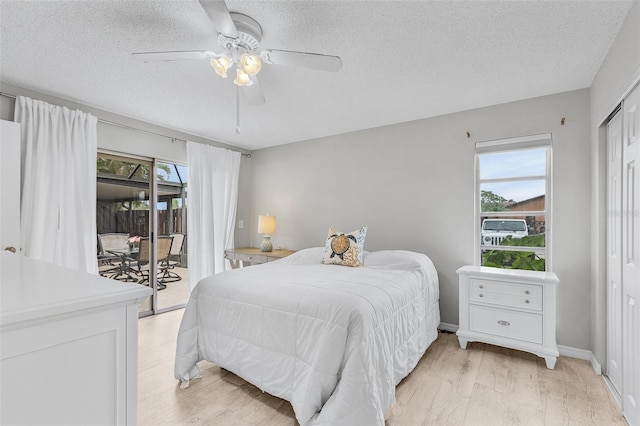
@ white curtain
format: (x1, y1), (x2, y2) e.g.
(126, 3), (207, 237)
(187, 141), (241, 291)
(15, 96), (98, 274)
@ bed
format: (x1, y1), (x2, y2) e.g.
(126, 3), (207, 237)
(174, 247), (440, 425)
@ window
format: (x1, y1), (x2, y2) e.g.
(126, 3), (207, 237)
(475, 134), (552, 271)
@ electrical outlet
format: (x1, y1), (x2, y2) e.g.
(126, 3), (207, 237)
(238, 220), (244, 229)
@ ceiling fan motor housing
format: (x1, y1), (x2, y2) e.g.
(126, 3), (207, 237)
(217, 12), (262, 52)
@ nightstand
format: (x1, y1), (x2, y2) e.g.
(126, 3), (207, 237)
(456, 265), (559, 369)
(225, 247), (295, 269)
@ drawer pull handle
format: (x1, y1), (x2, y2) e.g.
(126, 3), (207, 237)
(479, 285), (484, 289)
(247, 256), (252, 260)
(525, 299), (530, 304)
(479, 293), (484, 298)
(497, 320), (510, 326)
(525, 290), (530, 295)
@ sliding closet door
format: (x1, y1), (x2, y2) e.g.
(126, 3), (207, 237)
(607, 110), (623, 397)
(622, 83), (640, 426)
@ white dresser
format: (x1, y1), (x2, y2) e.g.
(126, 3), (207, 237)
(0, 251), (151, 425)
(456, 265), (559, 369)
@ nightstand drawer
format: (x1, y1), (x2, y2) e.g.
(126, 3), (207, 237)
(469, 278), (542, 310)
(469, 304), (543, 344)
(225, 248), (296, 269)
(470, 278), (541, 297)
(470, 289), (541, 310)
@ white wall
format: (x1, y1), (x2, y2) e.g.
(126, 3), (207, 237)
(250, 89), (592, 349)
(589, 1), (640, 365)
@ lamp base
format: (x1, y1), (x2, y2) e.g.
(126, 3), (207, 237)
(260, 235), (273, 252)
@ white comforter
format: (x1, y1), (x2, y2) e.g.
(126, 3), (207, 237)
(174, 247), (440, 425)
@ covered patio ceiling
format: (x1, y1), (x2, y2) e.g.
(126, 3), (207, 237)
(97, 174), (185, 203)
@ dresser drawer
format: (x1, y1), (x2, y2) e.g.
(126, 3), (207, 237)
(469, 304), (543, 344)
(469, 278), (542, 310)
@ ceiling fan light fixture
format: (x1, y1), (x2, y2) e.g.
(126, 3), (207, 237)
(211, 55), (232, 78)
(234, 68), (253, 86)
(240, 53), (262, 76)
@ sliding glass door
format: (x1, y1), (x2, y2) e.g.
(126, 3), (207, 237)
(155, 161), (189, 312)
(96, 153), (189, 316)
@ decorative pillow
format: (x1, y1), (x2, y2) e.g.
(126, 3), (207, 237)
(321, 226), (367, 267)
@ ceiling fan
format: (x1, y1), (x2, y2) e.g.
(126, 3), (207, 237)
(132, 0), (343, 111)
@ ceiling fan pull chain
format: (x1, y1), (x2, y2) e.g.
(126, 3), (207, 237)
(236, 84), (240, 134)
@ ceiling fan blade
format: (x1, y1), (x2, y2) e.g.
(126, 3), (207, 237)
(132, 50), (217, 62)
(198, 0), (238, 38)
(261, 49), (342, 72)
(242, 76), (266, 106)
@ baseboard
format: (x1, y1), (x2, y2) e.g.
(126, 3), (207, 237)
(438, 322), (458, 333)
(602, 375), (622, 408)
(557, 345), (602, 375)
(439, 323), (602, 375)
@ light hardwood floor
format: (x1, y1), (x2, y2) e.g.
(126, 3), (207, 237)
(138, 309), (626, 425)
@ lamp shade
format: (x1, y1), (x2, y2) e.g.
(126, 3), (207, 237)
(257, 215), (276, 234)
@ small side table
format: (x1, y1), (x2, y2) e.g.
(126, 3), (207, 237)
(225, 247), (295, 269)
(456, 265), (559, 369)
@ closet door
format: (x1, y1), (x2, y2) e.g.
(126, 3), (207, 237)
(622, 83), (640, 426)
(607, 110), (623, 396)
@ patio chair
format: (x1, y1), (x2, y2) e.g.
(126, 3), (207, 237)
(97, 254), (119, 277)
(97, 233), (130, 254)
(158, 233), (185, 283)
(133, 236), (173, 290)
(97, 233), (133, 279)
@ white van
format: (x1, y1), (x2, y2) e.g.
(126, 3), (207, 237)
(481, 219), (528, 246)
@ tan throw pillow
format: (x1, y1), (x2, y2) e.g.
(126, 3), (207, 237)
(321, 226), (367, 267)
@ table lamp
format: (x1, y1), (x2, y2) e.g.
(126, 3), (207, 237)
(258, 215), (276, 252)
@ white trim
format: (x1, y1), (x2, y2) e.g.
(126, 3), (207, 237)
(597, 72), (640, 127)
(558, 345), (601, 375)
(98, 148), (153, 163)
(475, 135), (552, 270)
(603, 375), (622, 408)
(441, 323), (602, 375)
(438, 322), (458, 333)
(475, 133), (552, 152)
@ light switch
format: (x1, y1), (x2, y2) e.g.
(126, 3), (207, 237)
(238, 220), (244, 229)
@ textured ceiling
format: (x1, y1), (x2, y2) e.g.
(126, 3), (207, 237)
(0, 1), (634, 151)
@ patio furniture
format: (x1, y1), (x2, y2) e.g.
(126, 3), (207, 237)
(133, 236), (173, 290)
(158, 233), (185, 283)
(105, 247), (140, 282)
(97, 233), (138, 281)
(98, 233), (129, 255)
(97, 253), (120, 277)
